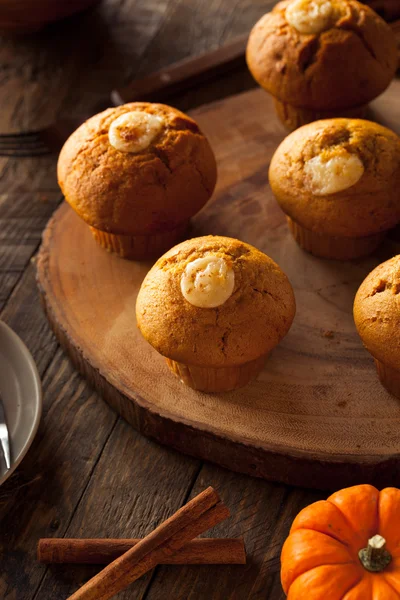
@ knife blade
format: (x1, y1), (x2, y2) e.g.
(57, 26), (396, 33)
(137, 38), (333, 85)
(111, 33), (248, 106)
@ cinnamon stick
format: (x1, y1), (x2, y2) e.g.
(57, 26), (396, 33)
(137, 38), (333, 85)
(67, 487), (229, 600)
(38, 538), (246, 565)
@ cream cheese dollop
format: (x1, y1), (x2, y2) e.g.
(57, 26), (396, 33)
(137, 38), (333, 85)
(108, 111), (164, 153)
(286, 0), (336, 34)
(304, 150), (364, 195)
(180, 256), (235, 308)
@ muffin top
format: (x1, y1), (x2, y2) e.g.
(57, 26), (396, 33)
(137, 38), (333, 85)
(354, 255), (400, 369)
(246, 0), (397, 110)
(136, 236), (296, 367)
(58, 103), (217, 235)
(269, 118), (400, 237)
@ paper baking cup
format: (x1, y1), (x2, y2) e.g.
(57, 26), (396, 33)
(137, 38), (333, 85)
(374, 360), (400, 399)
(273, 98), (368, 131)
(165, 354), (268, 393)
(286, 217), (386, 260)
(90, 221), (189, 261)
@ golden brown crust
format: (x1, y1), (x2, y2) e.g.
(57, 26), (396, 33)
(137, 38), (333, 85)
(136, 236), (296, 367)
(246, 0), (397, 110)
(269, 118), (400, 237)
(57, 103), (217, 235)
(354, 255), (400, 369)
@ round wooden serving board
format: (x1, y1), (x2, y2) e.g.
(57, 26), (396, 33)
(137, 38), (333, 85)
(37, 81), (400, 491)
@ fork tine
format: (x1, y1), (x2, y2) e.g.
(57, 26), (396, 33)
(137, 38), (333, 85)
(0, 129), (44, 139)
(0, 141), (50, 149)
(0, 143), (50, 150)
(0, 129), (52, 156)
(0, 148), (52, 157)
(0, 433), (10, 470)
(0, 140), (46, 148)
(0, 425), (10, 470)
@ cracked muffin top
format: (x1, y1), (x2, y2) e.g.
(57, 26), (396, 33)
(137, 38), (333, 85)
(269, 118), (400, 237)
(354, 255), (400, 369)
(136, 236), (296, 367)
(57, 103), (217, 236)
(246, 0), (398, 110)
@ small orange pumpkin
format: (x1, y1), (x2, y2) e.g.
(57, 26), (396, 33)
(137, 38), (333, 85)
(281, 485), (400, 599)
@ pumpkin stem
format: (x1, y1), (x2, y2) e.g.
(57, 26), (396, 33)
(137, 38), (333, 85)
(359, 535), (392, 573)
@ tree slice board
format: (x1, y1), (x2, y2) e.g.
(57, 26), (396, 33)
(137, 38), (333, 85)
(37, 80), (400, 491)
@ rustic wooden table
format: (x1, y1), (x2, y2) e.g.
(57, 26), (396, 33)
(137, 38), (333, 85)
(0, 1), (326, 598)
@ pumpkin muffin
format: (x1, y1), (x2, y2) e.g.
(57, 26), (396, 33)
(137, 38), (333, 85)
(246, 0), (398, 130)
(58, 103), (217, 260)
(269, 118), (400, 259)
(354, 255), (400, 398)
(136, 236), (296, 392)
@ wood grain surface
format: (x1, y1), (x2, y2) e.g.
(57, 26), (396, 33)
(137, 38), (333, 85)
(37, 80), (400, 491)
(1, 0), (397, 598)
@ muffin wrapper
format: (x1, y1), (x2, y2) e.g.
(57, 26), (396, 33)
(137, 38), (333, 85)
(374, 359), (400, 399)
(165, 355), (268, 393)
(90, 221), (189, 261)
(286, 217), (386, 260)
(273, 98), (368, 131)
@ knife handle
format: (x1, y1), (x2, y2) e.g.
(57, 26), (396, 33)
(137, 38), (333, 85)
(111, 34), (248, 106)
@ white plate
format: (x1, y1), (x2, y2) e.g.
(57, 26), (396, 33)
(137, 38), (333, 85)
(0, 321), (42, 485)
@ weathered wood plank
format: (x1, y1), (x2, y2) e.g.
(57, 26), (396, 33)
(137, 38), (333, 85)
(33, 418), (201, 599)
(145, 464), (323, 600)
(0, 189), (63, 348)
(223, 0), (276, 40)
(0, 348), (118, 600)
(0, 272), (19, 311)
(0, 191), (60, 220)
(135, 0), (275, 76)
(0, 157), (59, 199)
(94, 0), (181, 85)
(0, 192), (60, 273)
(0, 263), (59, 375)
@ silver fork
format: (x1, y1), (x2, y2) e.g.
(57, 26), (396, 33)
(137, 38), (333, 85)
(0, 394), (11, 470)
(0, 113), (103, 157)
(0, 130), (55, 158)
(0, 127), (74, 157)
(0, 111), (107, 157)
